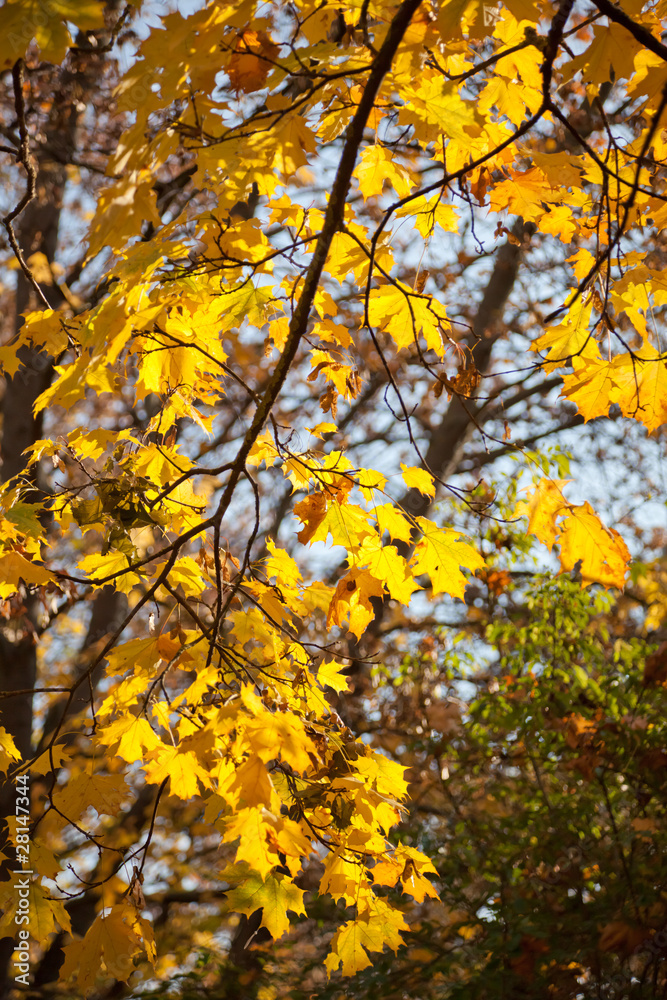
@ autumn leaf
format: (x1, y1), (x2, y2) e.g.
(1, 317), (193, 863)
(97, 716), (162, 763)
(327, 567), (385, 639)
(224, 869), (306, 939)
(227, 30), (280, 92)
(317, 659), (352, 694)
(517, 481), (631, 589)
(60, 905), (143, 992)
(561, 349), (623, 422)
(374, 503), (413, 544)
(325, 901), (409, 977)
(400, 464), (436, 497)
(294, 492), (328, 544)
(558, 503), (630, 590)
(222, 807), (281, 881)
(0, 728), (21, 774)
(0, 551), (56, 599)
(411, 519), (484, 598)
(0, 0), (105, 66)
(610, 343), (667, 433)
(515, 479), (570, 550)
(355, 145), (412, 200)
(56, 770), (128, 820)
(143, 744), (213, 798)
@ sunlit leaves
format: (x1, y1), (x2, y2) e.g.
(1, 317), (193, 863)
(0, 729), (20, 774)
(517, 480), (631, 589)
(226, 29), (279, 92)
(0, 880), (71, 944)
(224, 868), (306, 940)
(355, 145), (413, 200)
(515, 478), (571, 550)
(399, 73), (482, 147)
(97, 717), (162, 763)
(143, 744), (213, 799)
(411, 519), (484, 599)
(558, 502), (631, 590)
(324, 901), (410, 977)
(400, 464), (436, 497)
(328, 567), (385, 640)
(0, 0), (105, 67)
(222, 807), (281, 881)
(368, 283), (449, 356)
(610, 343), (667, 433)
(5, 0), (667, 989)
(560, 343), (667, 433)
(0, 551), (56, 599)
(60, 905), (150, 993)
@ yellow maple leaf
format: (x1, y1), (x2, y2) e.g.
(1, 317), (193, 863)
(77, 550), (144, 595)
(393, 845), (439, 902)
(531, 299), (594, 371)
(222, 806), (280, 880)
(310, 499), (374, 549)
(317, 660), (352, 694)
(355, 750), (409, 800)
(0, 728), (21, 775)
(0, 881), (71, 945)
(97, 716), (162, 763)
(245, 708), (318, 774)
(411, 519), (484, 599)
(224, 869), (306, 940)
(0, 0), (105, 67)
(400, 464), (436, 497)
(105, 637), (163, 677)
(143, 744), (212, 798)
(569, 21), (643, 86)
(247, 430), (279, 468)
(87, 171), (161, 261)
(368, 284), (448, 356)
(489, 167), (555, 221)
(400, 74), (482, 146)
(30, 883), (73, 945)
(517, 481), (630, 589)
(294, 492), (328, 544)
(374, 503), (413, 544)
(56, 770), (128, 820)
(320, 849), (368, 906)
(537, 204), (578, 243)
(610, 343), (667, 433)
(20, 309), (70, 356)
(561, 349), (621, 422)
(225, 755), (276, 809)
(354, 535), (419, 605)
(325, 900), (409, 978)
(60, 905), (143, 992)
(396, 192), (460, 239)
(30, 743), (73, 776)
(515, 479), (570, 550)
(0, 551), (56, 600)
(558, 502), (630, 589)
(355, 145), (412, 200)
(327, 568), (384, 639)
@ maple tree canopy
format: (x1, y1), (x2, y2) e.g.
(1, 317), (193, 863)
(0, 0), (666, 995)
